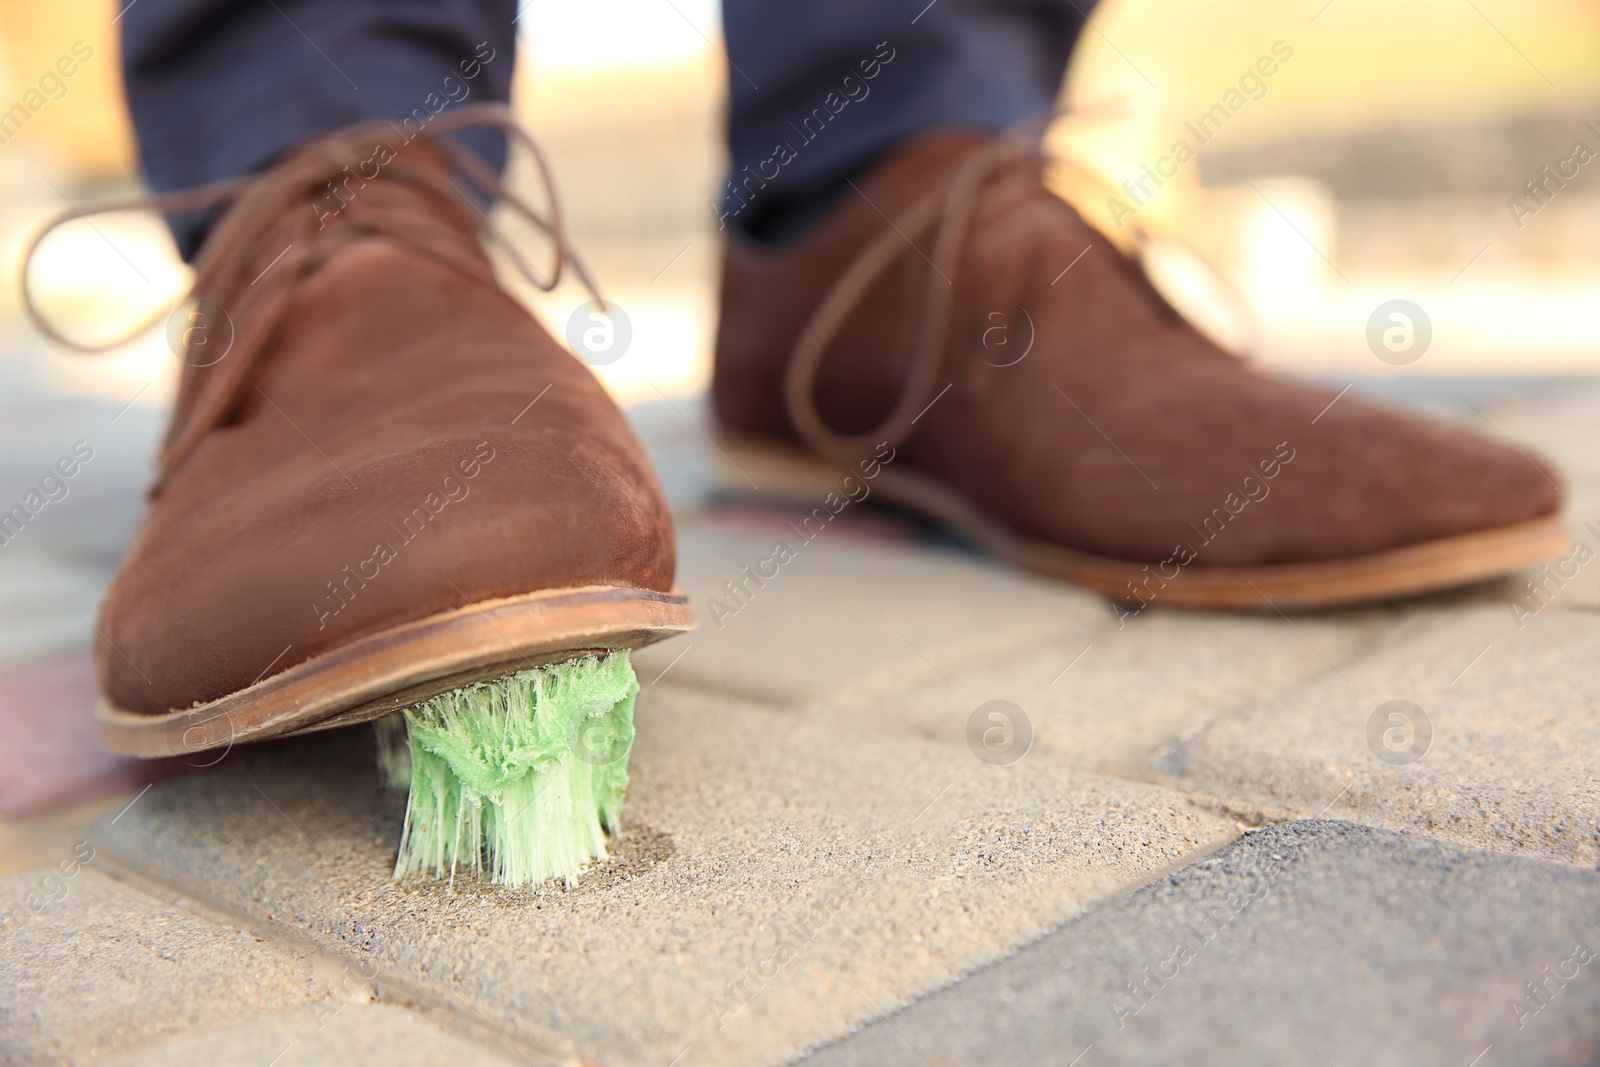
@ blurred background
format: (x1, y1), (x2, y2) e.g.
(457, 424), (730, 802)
(1, 0), (1598, 822)
(5, 0), (1600, 408)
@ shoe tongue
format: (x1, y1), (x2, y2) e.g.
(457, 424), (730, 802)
(855, 131), (996, 212)
(196, 137), (481, 277)
(312, 140), (485, 239)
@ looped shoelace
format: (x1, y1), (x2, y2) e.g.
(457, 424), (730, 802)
(782, 128), (1040, 466)
(20, 103), (601, 495)
(782, 109), (1256, 466)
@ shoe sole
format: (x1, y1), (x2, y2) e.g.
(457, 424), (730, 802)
(716, 432), (1570, 611)
(96, 584), (696, 758)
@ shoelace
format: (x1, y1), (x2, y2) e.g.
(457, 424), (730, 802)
(783, 129), (1039, 465)
(782, 111), (1255, 466)
(21, 103), (601, 495)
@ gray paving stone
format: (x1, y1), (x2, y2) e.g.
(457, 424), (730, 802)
(802, 820), (1600, 1067)
(655, 523), (1410, 850)
(1171, 601), (1600, 864)
(0, 864), (320, 1064)
(93, 684), (1236, 1067)
(0, 864), (511, 1066)
(818, 606), (1389, 784)
(13, 377), (1596, 1066)
(123, 1003), (518, 1067)
(637, 516), (1359, 823)
(632, 517), (1113, 710)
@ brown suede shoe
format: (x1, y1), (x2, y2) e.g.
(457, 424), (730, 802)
(34, 108), (692, 756)
(714, 131), (1567, 610)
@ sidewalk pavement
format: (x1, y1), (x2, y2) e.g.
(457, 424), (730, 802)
(3, 375), (1598, 1065)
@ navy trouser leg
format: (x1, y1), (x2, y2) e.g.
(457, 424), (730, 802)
(123, 0), (1093, 252)
(121, 0), (517, 256)
(720, 0), (1092, 239)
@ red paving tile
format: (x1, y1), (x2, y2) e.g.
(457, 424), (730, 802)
(0, 657), (187, 817)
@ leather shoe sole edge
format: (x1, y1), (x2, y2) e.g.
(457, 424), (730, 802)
(716, 432), (1570, 612)
(96, 585), (696, 758)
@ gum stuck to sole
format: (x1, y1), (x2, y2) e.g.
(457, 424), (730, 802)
(380, 650), (639, 887)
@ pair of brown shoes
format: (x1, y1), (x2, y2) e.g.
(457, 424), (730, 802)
(32, 107), (1561, 754)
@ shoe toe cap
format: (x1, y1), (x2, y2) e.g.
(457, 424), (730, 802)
(96, 428), (674, 716)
